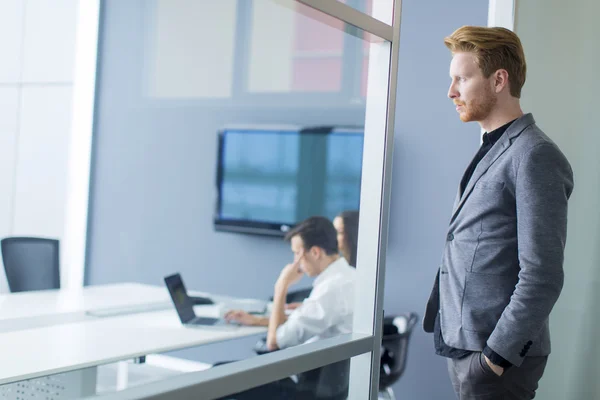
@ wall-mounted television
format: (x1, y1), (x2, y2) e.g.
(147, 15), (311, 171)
(214, 125), (364, 236)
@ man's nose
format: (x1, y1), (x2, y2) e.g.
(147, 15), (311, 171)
(448, 84), (458, 99)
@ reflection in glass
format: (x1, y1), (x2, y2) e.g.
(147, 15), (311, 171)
(144, 0), (377, 100)
(147, 0), (237, 98)
(248, 0), (345, 93)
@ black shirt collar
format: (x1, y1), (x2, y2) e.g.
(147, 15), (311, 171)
(482, 119), (516, 146)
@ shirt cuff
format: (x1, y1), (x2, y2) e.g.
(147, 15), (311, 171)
(483, 345), (513, 369)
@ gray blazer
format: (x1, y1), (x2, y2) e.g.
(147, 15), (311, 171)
(423, 113), (574, 367)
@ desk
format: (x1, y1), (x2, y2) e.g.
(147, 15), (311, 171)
(0, 283), (170, 332)
(0, 309), (265, 385)
(0, 284), (267, 398)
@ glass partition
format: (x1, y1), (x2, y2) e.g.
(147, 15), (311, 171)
(0, 0), (401, 399)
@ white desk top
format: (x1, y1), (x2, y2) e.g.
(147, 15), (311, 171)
(0, 283), (171, 333)
(0, 283), (268, 385)
(0, 283), (266, 322)
(0, 283), (169, 321)
(0, 309), (266, 385)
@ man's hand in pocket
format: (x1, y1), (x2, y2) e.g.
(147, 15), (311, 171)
(484, 354), (504, 376)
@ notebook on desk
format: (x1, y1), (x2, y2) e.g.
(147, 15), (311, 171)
(164, 273), (237, 328)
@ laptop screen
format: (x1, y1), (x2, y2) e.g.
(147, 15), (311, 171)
(164, 273), (195, 323)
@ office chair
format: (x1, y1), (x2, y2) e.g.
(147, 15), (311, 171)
(286, 287), (312, 303)
(378, 312), (419, 400)
(252, 338), (349, 399)
(1, 237), (60, 292)
(268, 287), (312, 304)
(298, 359), (350, 400)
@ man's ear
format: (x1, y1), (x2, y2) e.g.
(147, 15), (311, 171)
(310, 246), (321, 259)
(494, 69), (509, 93)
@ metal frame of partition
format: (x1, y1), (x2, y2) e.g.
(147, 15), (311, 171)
(347, 0), (402, 396)
(86, 334), (372, 400)
(67, 0), (402, 398)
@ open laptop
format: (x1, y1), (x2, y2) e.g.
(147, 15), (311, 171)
(164, 273), (237, 328)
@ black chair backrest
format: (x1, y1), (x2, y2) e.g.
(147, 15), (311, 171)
(269, 287), (313, 304)
(286, 287), (312, 303)
(253, 337), (349, 399)
(379, 312), (419, 390)
(297, 359), (350, 400)
(1, 237), (60, 293)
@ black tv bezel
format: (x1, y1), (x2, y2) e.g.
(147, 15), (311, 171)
(213, 125), (363, 237)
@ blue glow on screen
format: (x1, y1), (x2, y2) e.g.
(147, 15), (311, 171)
(219, 128), (363, 225)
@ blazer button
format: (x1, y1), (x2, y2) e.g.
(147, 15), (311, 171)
(447, 233), (454, 241)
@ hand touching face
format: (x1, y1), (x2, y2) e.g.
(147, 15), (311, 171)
(277, 249), (305, 287)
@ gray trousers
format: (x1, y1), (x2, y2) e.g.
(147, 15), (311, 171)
(448, 352), (548, 400)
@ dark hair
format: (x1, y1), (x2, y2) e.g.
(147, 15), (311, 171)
(284, 216), (338, 255)
(339, 210), (359, 267)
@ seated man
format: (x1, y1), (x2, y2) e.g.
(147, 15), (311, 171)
(221, 216), (356, 398)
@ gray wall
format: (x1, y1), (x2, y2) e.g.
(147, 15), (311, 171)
(515, 2), (600, 398)
(87, 1), (487, 398)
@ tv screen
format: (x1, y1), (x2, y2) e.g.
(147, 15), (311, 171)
(214, 125), (364, 236)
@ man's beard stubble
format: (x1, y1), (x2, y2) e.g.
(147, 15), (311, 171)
(456, 88), (497, 122)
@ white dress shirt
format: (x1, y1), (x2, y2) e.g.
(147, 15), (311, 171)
(276, 257), (356, 349)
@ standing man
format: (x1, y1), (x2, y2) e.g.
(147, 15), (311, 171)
(423, 26), (574, 400)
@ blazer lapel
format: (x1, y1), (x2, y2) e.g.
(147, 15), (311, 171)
(450, 187), (461, 217)
(449, 114), (536, 224)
